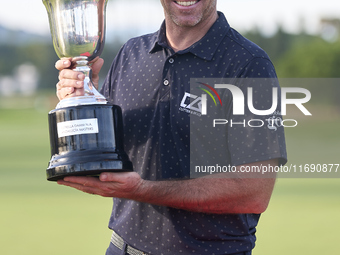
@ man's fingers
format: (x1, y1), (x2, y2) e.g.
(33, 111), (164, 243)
(59, 86), (74, 98)
(56, 82), (84, 100)
(57, 79), (84, 90)
(90, 57), (104, 75)
(55, 58), (72, 71)
(58, 69), (85, 82)
(57, 179), (100, 195)
(57, 176), (115, 196)
(89, 57), (104, 89)
(56, 68), (86, 100)
(99, 172), (128, 182)
(58, 176), (100, 187)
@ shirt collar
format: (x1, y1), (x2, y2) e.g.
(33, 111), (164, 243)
(148, 20), (169, 53)
(149, 12), (230, 61)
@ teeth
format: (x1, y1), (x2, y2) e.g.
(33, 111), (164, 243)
(176, 1), (198, 7)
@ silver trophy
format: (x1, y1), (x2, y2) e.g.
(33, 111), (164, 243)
(43, 0), (132, 181)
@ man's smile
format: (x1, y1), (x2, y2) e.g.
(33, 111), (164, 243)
(175, 1), (200, 7)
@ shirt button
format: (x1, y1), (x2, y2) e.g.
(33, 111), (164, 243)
(163, 79), (169, 86)
(169, 58), (174, 64)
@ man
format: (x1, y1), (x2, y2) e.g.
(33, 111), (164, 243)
(56, 0), (287, 254)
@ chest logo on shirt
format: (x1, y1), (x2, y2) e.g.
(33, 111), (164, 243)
(179, 92), (202, 116)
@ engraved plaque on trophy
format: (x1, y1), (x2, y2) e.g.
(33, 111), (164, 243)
(43, 0), (132, 181)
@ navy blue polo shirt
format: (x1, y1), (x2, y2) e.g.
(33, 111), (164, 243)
(101, 12), (287, 255)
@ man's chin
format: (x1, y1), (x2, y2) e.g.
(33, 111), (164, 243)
(171, 15), (203, 27)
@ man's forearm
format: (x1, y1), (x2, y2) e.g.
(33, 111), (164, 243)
(58, 159), (277, 214)
(132, 160), (277, 214)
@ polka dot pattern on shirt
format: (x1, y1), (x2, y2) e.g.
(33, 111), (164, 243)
(101, 12), (286, 255)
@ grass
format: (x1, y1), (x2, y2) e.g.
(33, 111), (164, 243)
(254, 111), (340, 254)
(254, 179), (340, 254)
(0, 107), (112, 255)
(0, 99), (339, 254)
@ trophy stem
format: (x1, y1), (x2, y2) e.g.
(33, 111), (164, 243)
(56, 56), (107, 109)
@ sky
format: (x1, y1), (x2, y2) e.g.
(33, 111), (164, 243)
(0, 0), (339, 39)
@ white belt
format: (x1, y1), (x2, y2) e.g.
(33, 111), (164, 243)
(111, 230), (148, 255)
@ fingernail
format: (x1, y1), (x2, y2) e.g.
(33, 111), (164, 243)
(63, 60), (69, 65)
(101, 174), (107, 181)
(76, 81), (83, 86)
(78, 74), (84, 79)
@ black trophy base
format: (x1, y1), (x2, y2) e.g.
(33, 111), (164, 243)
(46, 157), (131, 182)
(47, 104), (133, 182)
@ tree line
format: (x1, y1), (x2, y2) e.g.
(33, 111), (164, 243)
(0, 27), (339, 106)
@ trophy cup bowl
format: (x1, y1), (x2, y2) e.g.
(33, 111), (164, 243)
(43, 0), (133, 181)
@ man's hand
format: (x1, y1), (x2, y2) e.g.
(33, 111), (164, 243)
(57, 172), (144, 199)
(55, 57), (104, 101)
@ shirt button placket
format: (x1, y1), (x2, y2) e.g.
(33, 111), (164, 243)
(163, 58), (174, 86)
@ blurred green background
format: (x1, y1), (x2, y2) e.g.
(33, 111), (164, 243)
(1, 0), (340, 254)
